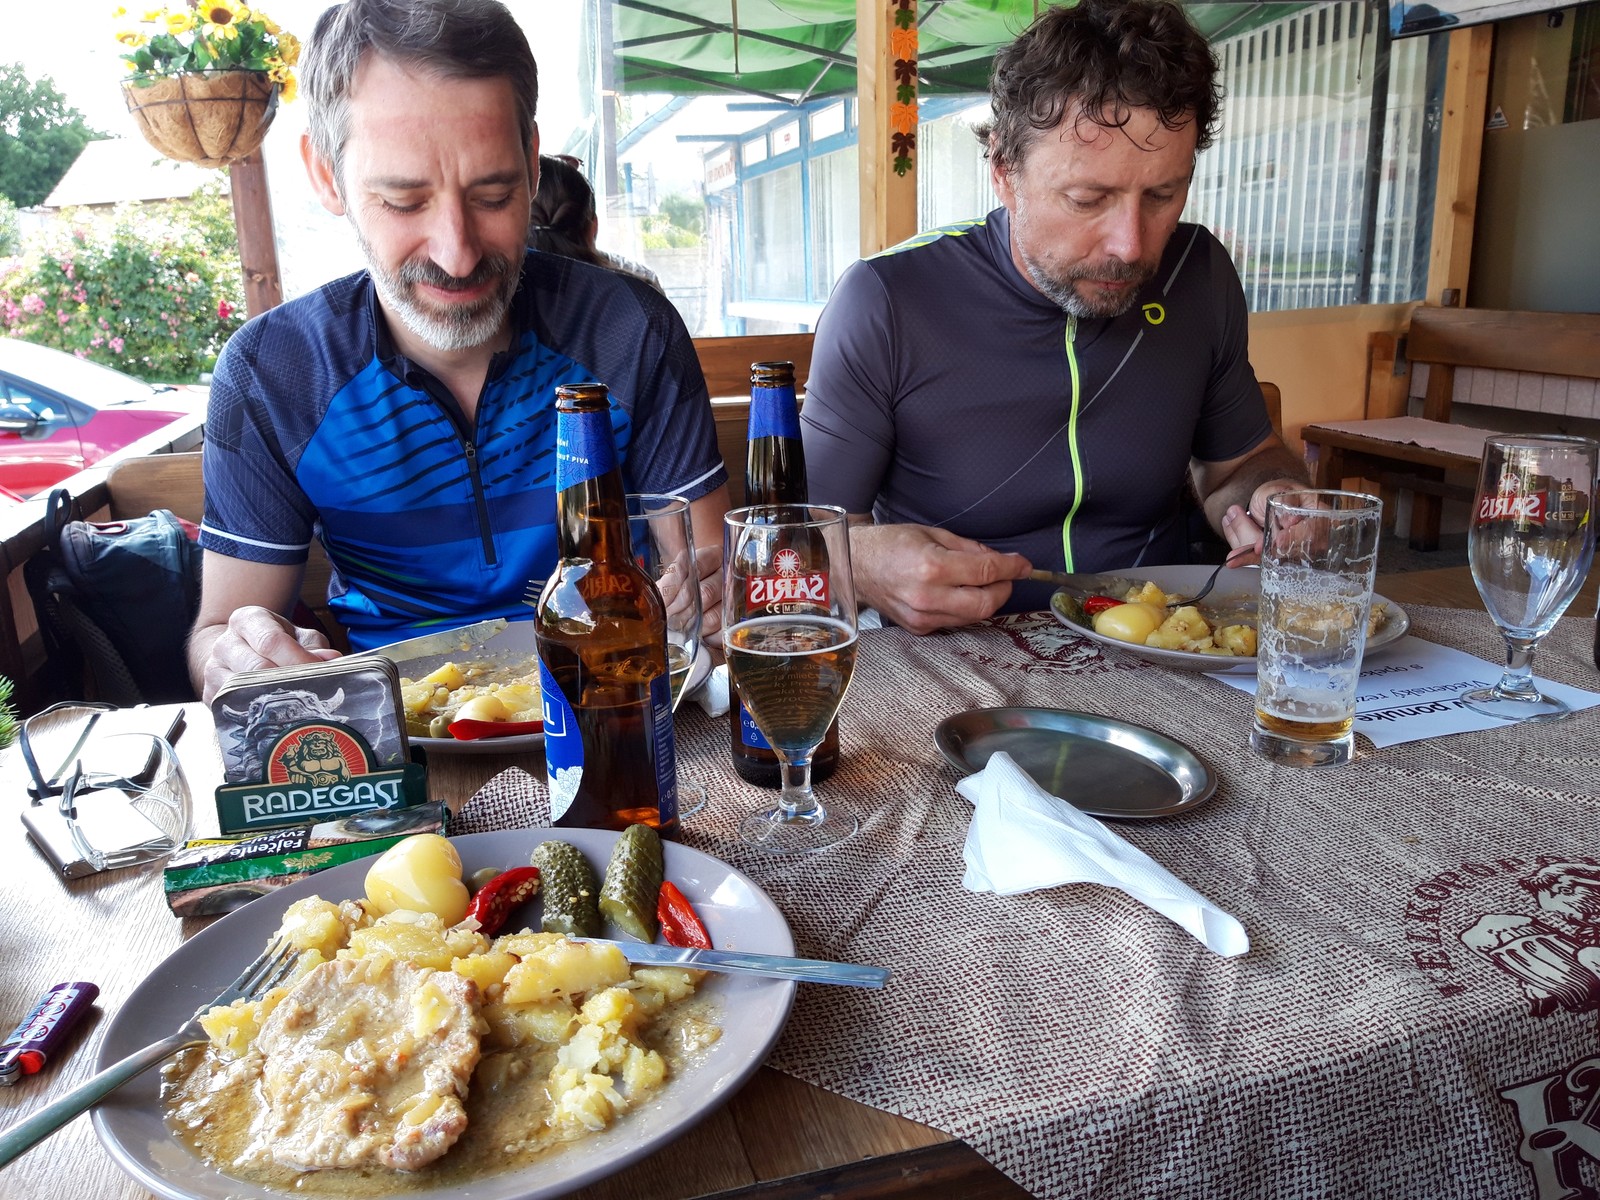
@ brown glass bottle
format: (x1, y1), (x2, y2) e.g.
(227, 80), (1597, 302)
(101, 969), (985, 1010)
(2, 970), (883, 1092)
(730, 361), (840, 787)
(534, 382), (679, 834)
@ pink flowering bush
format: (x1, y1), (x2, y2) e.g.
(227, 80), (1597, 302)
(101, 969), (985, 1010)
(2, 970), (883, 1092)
(0, 183), (244, 381)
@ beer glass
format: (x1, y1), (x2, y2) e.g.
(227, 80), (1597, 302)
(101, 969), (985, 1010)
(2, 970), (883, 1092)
(1251, 490), (1383, 768)
(723, 504), (858, 853)
(1460, 435), (1597, 722)
(627, 493), (707, 818)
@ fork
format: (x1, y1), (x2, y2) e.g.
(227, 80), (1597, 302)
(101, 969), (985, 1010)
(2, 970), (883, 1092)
(0, 937), (297, 1167)
(1164, 547), (1259, 609)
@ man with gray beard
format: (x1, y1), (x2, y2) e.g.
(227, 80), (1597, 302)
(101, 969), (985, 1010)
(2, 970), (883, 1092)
(188, 0), (728, 700)
(802, 0), (1307, 633)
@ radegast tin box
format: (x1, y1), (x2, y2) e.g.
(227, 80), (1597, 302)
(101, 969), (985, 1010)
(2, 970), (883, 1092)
(209, 657), (427, 836)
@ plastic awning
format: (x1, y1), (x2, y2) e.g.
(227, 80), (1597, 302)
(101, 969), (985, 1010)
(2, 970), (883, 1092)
(614, 0), (1316, 102)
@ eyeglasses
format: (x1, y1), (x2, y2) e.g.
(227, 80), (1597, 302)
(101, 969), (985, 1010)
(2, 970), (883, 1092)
(57, 735), (191, 873)
(20, 704), (191, 875)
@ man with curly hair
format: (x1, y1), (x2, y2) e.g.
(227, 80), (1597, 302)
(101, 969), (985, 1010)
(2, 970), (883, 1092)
(802, 0), (1308, 633)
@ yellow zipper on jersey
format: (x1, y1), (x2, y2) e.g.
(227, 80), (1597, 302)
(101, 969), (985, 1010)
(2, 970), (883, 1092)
(1060, 315), (1083, 571)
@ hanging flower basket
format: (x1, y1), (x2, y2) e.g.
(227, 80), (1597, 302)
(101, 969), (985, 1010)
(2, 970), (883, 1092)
(122, 69), (280, 169)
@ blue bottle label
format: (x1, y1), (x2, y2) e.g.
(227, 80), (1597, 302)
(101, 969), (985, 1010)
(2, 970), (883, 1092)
(650, 672), (679, 822)
(737, 698), (773, 750)
(556, 404), (619, 491)
(749, 384), (801, 440)
(539, 658), (582, 821)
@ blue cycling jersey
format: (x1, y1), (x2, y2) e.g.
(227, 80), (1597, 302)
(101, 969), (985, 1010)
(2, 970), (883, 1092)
(201, 250), (726, 649)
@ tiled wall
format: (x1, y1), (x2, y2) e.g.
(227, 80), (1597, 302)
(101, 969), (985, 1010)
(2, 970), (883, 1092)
(1410, 362), (1600, 421)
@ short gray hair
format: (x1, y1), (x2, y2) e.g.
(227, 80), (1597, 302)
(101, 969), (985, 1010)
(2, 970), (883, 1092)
(303, 0), (539, 185)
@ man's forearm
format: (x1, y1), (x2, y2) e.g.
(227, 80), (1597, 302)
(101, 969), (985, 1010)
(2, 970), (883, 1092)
(1198, 442), (1309, 532)
(187, 621), (227, 697)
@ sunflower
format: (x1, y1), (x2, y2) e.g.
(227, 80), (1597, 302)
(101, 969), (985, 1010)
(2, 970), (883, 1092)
(165, 10), (194, 35)
(199, 0), (243, 28)
(116, 29), (148, 46)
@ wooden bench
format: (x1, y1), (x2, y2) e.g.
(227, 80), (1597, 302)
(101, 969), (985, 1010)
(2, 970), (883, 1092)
(1301, 307), (1600, 550)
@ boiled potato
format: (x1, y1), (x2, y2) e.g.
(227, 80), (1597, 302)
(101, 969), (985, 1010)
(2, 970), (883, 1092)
(1146, 605), (1213, 652)
(455, 693), (512, 723)
(1092, 601), (1166, 645)
(364, 834), (470, 923)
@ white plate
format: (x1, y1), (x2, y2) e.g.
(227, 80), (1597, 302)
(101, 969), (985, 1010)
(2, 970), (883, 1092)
(1047, 564), (1410, 676)
(91, 828), (796, 1200)
(405, 629), (713, 757)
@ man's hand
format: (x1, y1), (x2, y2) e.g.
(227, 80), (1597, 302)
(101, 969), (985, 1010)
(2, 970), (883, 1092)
(195, 605), (341, 704)
(1219, 476), (1310, 566)
(849, 523), (1031, 634)
(692, 542), (724, 641)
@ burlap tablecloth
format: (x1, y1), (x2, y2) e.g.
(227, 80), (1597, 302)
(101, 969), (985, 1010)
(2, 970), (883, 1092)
(455, 608), (1600, 1200)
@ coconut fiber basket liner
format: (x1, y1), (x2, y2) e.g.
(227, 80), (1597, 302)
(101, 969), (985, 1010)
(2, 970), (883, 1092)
(122, 70), (279, 169)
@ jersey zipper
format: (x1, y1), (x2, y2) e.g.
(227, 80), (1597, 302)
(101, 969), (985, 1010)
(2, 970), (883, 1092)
(1060, 315), (1084, 571)
(462, 440), (497, 565)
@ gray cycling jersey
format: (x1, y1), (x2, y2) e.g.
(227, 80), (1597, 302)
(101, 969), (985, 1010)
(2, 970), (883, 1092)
(802, 207), (1271, 613)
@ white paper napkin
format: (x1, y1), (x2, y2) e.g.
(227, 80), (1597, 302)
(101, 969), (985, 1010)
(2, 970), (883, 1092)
(693, 663), (731, 717)
(956, 752), (1250, 957)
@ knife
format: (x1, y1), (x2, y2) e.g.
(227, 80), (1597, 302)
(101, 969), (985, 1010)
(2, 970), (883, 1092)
(1026, 568), (1130, 596)
(365, 618), (511, 664)
(578, 939), (890, 989)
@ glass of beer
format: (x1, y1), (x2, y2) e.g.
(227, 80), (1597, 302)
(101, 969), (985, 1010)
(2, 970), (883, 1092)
(1460, 435), (1597, 722)
(627, 493), (709, 818)
(1251, 489), (1383, 768)
(723, 504), (858, 852)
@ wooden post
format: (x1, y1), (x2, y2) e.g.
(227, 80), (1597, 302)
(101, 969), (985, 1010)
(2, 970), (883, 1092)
(856, 0), (918, 255)
(1425, 24), (1493, 308)
(227, 152), (284, 316)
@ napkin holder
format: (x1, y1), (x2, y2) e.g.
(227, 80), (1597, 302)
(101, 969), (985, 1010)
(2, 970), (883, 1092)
(209, 658), (427, 837)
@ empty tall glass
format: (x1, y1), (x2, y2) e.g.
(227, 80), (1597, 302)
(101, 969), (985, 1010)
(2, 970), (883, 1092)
(1251, 490), (1383, 768)
(627, 493), (708, 817)
(1461, 435), (1597, 722)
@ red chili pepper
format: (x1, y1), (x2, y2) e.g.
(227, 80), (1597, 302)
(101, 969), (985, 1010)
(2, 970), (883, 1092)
(1082, 596), (1125, 616)
(446, 718), (543, 741)
(656, 881), (712, 949)
(463, 866), (541, 936)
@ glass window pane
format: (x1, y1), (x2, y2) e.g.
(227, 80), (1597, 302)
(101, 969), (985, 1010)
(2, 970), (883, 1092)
(745, 165), (806, 301)
(810, 146), (860, 298)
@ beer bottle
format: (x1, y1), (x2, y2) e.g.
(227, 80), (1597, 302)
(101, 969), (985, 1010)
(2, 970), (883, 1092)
(534, 382), (679, 834)
(730, 361), (841, 787)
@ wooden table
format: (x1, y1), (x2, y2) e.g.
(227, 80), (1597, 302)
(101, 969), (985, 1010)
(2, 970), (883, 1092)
(0, 564), (1584, 1200)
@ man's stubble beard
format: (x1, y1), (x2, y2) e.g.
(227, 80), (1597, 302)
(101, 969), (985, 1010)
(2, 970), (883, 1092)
(1019, 246), (1153, 320)
(353, 223), (523, 353)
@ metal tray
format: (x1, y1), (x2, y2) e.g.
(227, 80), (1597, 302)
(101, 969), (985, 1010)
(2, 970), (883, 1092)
(933, 707), (1217, 820)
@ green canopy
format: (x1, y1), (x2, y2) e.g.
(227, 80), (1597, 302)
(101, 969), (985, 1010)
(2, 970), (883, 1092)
(615, 0), (1314, 101)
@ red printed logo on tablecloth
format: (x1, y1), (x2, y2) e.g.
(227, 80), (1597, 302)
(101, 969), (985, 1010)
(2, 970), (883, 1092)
(953, 611), (1134, 677)
(1400, 856), (1600, 1011)
(1501, 1056), (1600, 1200)
(1399, 857), (1600, 1197)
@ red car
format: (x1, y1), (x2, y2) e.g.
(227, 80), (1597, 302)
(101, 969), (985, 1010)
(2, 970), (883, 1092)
(0, 338), (207, 496)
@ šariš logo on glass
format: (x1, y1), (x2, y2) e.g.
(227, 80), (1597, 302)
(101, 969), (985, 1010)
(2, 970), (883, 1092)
(747, 571), (829, 610)
(1477, 491), (1546, 524)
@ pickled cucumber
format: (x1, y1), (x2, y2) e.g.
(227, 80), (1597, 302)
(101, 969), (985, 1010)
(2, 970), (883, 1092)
(599, 823), (664, 942)
(532, 840), (601, 937)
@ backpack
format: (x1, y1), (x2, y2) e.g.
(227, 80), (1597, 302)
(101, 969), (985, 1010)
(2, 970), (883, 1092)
(23, 488), (203, 706)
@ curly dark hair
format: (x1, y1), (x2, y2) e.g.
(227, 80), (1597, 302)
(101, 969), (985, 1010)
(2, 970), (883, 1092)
(529, 154), (602, 266)
(979, 0), (1222, 171)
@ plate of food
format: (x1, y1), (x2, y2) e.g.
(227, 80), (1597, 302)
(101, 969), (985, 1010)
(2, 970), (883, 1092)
(1047, 564), (1409, 675)
(392, 624), (711, 757)
(91, 827), (796, 1200)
